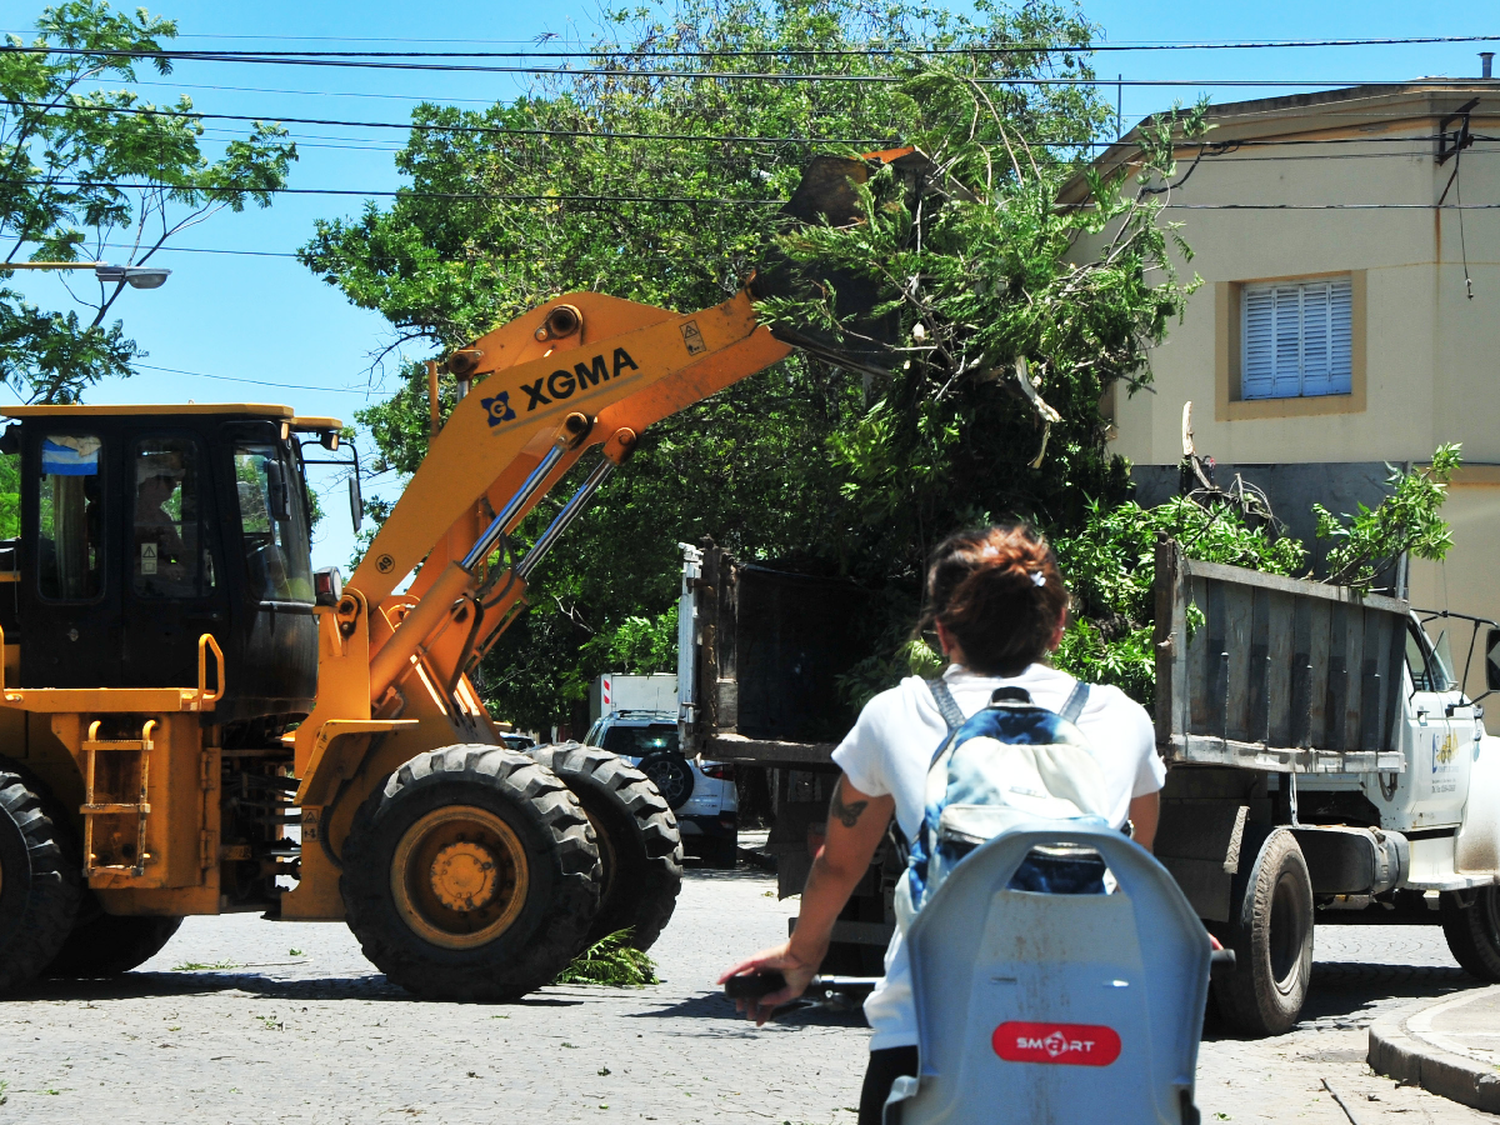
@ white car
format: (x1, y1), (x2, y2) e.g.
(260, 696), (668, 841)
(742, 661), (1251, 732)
(582, 710), (739, 867)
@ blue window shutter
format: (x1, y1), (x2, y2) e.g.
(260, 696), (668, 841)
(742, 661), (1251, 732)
(1328, 278), (1353, 394)
(1301, 282), (1332, 395)
(1240, 276), (1353, 400)
(1241, 285), (1275, 398)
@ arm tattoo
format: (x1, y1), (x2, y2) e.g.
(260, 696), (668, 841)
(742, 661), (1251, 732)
(830, 780), (868, 829)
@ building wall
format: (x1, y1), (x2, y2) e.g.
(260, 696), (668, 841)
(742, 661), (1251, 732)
(1085, 92), (1500, 724)
(1108, 124), (1500, 469)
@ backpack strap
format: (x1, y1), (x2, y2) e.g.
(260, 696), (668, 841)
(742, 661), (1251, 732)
(925, 677), (966, 733)
(1059, 680), (1091, 725)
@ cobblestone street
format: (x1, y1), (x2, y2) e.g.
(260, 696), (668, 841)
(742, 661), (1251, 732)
(1, 862), (1493, 1124)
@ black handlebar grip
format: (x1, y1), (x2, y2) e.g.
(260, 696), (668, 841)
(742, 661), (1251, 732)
(724, 970), (788, 999)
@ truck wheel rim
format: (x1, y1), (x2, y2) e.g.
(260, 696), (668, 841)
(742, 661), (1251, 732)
(391, 806), (529, 950)
(1268, 871), (1305, 991)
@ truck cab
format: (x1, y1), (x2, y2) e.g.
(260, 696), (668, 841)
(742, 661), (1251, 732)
(1, 404), (327, 732)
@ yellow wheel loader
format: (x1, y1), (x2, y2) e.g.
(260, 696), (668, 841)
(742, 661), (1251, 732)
(0, 151), (911, 1001)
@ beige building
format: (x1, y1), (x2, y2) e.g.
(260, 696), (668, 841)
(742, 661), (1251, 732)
(1068, 80), (1500, 711)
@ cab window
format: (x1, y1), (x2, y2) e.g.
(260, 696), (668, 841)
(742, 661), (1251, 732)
(1406, 624), (1456, 693)
(234, 442), (313, 603)
(38, 434), (103, 600)
(133, 438), (215, 597)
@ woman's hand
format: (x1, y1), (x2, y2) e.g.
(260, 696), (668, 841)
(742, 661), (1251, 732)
(718, 941), (821, 1025)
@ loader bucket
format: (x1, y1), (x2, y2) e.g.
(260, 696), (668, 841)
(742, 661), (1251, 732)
(750, 152), (923, 378)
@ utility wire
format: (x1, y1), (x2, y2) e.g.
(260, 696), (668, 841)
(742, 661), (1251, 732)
(135, 360), (373, 395)
(2, 99), (1486, 150)
(9, 178), (1500, 209)
(6, 46), (1500, 85)
(8, 33), (1500, 57)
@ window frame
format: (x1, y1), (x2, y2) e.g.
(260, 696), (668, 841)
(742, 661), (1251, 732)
(1215, 270), (1367, 422)
(34, 430), (107, 605)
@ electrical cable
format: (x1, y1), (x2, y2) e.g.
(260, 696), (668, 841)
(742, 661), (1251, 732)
(8, 32), (1500, 57)
(134, 361), (376, 395)
(11, 177), (1500, 209)
(6, 46), (1500, 86)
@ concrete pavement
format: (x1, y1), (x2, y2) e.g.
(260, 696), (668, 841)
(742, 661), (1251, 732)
(1368, 986), (1500, 1114)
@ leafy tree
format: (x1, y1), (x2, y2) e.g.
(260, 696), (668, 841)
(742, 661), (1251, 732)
(303, 0), (1205, 730)
(1314, 444), (1461, 595)
(1, 1), (296, 402)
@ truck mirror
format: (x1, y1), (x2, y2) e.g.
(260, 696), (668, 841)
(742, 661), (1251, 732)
(1487, 628), (1500, 691)
(265, 459), (291, 522)
(348, 472), (363, 533)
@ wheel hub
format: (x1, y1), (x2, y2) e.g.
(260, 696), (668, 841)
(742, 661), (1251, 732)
(429, 841), (498, 912)
(390, 805), (530, 951)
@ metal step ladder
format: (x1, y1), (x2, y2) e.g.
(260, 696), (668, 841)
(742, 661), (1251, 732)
(80, 719), (156, 877)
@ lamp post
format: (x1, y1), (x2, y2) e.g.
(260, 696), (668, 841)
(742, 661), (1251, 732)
(0, 261), (171, 289)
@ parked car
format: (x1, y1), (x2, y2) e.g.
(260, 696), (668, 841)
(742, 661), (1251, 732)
(582, 710), (738, 867)
(499, 732), (536, 752)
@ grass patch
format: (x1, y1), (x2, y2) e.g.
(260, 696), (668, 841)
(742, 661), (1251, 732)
(171, 960), (241, 972)
(0, 1078), (8, 1106)
(552, 930), (658, 987)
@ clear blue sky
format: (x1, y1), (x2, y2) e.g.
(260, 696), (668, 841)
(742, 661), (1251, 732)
(4, 0), (1496, 570)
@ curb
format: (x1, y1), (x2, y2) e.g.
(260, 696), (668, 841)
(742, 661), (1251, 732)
(1367, 987), (1500, 1114)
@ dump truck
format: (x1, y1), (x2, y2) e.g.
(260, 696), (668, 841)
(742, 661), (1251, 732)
(680, 540), (1500, 1035)
(0, 149), (928, 999)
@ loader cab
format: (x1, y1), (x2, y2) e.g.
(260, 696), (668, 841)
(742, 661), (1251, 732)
(2, 404), (325, 730)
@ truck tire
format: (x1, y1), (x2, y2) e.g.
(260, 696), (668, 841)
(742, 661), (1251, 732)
(1440, 887), (1500, 981)
(0, 764), (82, 994)
(529, 743), (683, 951)
(341, 745), (601, 1002)
(46, 895), (182, 977)
(1214, 828), (1314, 1037)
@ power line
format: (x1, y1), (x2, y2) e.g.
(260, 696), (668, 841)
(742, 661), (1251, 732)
(5, 98), (1487, 151)
(8, 34), (1500, 58)
(7, 45), (1500, 85)
(0, 178), (785, 205)
(136, 360), (373, 395)
(9, 178), (1500, 210)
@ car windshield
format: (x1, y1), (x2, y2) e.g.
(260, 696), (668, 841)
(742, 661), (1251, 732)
(600, 724), (679, 757)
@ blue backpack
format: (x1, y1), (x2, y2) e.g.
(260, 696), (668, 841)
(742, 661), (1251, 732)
(898, 679), (1114, 922)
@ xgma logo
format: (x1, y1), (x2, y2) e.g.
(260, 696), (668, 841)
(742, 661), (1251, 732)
(483, 348), (640, 429)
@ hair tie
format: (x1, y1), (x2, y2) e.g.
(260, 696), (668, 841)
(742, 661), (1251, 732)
(1030, 570), (1047, 587)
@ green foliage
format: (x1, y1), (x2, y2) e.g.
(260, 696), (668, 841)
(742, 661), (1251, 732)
(305, 0), (1209, 728)
(1050, 496), (1306, 705)
(552, 929), (658, 987)
(1314, 444), (1462, 595)
(1, 1), (296, 401)
(0, 452), (18, 539)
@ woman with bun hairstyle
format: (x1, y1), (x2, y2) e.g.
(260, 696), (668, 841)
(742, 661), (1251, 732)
(720, 523), (1165, 1124)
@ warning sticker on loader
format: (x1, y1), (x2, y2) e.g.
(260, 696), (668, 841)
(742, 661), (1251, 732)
(141, 542), (158, 575)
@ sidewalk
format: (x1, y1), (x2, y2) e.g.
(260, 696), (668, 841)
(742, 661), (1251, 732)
(1368, 985), (1500, 1114)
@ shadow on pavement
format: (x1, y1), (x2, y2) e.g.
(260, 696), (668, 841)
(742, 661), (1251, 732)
(628, 988), (869, 1029)
(1202, 961), (1480, 1040)
(13, 971), (587, 1006)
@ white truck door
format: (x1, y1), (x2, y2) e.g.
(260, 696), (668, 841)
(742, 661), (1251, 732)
(1376, 622), (1473, 831)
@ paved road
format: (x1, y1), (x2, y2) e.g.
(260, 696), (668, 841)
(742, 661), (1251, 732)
(0, 863), (1492, 1124)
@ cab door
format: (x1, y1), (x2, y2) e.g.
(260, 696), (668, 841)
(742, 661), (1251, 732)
(18, 427), (120, 687)
(119, 433), (230, 689)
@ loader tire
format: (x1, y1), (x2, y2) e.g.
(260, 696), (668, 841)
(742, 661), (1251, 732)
(1213, 828), (1313, 1037)
(46, 895), (182, 977)
(530, 742), (682, 950)
(0, 762), (81, 994)
(1440, 887), (1500, 981)
(341, 745), (601, 1002)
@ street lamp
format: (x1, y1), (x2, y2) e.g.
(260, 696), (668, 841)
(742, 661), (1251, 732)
(0, 261), (171, 289)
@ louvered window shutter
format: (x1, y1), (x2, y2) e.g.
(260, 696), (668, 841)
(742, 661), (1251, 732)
(1241, 286), (1276, 398)
(1240, 276), (1353, 400)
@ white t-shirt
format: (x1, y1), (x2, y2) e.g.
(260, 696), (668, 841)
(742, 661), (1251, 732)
(829, 662), (1165, 1051)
